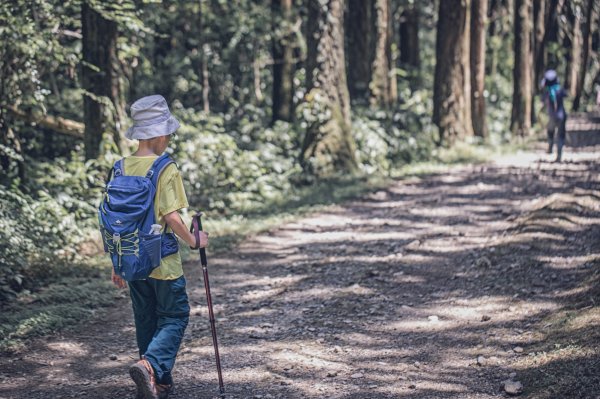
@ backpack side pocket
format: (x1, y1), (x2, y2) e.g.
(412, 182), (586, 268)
(161, 232), (179, 258)
(140, 232), (162, 269)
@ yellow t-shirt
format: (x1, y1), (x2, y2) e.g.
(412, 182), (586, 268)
(123, 155), (189, 280)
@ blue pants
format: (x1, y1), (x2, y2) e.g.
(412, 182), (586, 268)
(547, 116), (566, 158)
(128, 276), (190, 385)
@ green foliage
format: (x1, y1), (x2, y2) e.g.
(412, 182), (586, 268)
(0, 151), (113, 300)
(131, 0), (295, 114)
(486, 70), (514, 142)
(0, 185), (81, 300)
(28, 155), (109, 228)
(170, 106), (301, 214)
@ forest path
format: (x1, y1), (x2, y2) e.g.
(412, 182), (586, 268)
(2, 145), (600, 399)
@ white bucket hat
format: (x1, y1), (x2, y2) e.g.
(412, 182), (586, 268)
(125, 95), (180, 140)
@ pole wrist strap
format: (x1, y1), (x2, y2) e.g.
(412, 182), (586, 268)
(189, 215), (201, 250)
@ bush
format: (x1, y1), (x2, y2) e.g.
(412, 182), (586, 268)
(0, 153), (113, 301)
(170, 106), (302, 214)
(0, 186), (80, 300)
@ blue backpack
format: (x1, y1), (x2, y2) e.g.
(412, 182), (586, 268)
(98, 154), (179, 281)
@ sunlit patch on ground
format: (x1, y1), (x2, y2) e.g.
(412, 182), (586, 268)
(2, 146), (600, 398)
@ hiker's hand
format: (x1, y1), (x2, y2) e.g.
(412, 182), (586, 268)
(111, 269), (127, 289)
(189, 230), (209, 250)
(198, 231), (209, 248)
(163, 211), (209, 249)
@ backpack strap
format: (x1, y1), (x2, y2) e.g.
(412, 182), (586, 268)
(114, 159), (125, 177)
(105, 158), (124, 185)
(146, 153), (176, 188)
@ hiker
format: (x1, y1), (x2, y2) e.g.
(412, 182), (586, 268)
(106, 95), (209, 399)
(540, 69), (568, 162)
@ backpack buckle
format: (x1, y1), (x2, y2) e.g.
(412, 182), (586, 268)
(146, 170), (155, 179)
(112, 233), (121, 244)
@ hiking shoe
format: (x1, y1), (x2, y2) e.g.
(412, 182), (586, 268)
(157, 383), (174, 399)
(129, 359), (158, 399)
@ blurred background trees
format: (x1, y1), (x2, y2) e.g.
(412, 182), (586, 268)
(0, 0), (599, 299)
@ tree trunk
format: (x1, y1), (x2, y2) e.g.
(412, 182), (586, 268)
(564, 2), (581, 96)
(387, 1), (397, 103)
(433, 0), (473, 144)
(532, 0), (545, 125)
(573, 0), (594, 111)
(347, 0), (374, 104)
(301, 0), (357, 177)
(487, 0), (509, 80)
(543, 0), (562, 67)
(81, 2), (119, 160)
(399, 6), (420, 68)
(470, 0), (487, 138)
(533, 0), (546, 90)
(371, 0), (394, 107)
(511, 0), (533, 137)
(346, 0), (394, 107)
(272, 0), (295, 123)
(462, 0), (473, 139)
(487, 0), (508, 38)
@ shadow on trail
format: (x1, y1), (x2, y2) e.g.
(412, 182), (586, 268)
(2, 149), (600, 398)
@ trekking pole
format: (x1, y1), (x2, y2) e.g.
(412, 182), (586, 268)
(190, 212), (225, 395)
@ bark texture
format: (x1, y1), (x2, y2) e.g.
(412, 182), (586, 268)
(533, 0), (546, 91)
(301, 0), (357, 176)
(511, 0), (533, 137)
(346, 0), (373, 103)
(81, 2), (119, 160)
(272, 0), (295, 122)
(470, 0), (487, 137)
(433, 0), (473, 144)
(564, 2), (582, 97)
(573, 0), (594, 110)
(347, 0), (394, 107)
(399, 6), (420, 68)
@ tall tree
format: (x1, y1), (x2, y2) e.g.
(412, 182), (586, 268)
(399, 5), (420, 69)
(371, 0), (395, 107)
(487, 0), (510, 80)
(433, 0), (473, 144)
(543, 0), (563, 68)
(564, 1), (582, 97)
(301, 0), (357, 176)
(511, 0), (533, 137)
(462, 0), (473, 138)
(470, 0), (487, 137)
(532, 0), (545, 124)
(272, 0), (295, 123)
(346, 0), (395, 107)
(81, 1), (120, 160)
(573, 0), (594, 110)
(346, 0), (372, 103)
(533, 0), (546, 91)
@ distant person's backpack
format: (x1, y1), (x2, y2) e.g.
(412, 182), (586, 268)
(98, 154), (179, 281)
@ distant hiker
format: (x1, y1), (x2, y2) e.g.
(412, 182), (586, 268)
(540, 69), (568, 162)
(99, 95), (208, 399)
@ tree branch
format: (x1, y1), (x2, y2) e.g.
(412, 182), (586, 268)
(4, 105), (84, 139)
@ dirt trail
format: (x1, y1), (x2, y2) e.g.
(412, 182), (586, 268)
(2, 146), (600, 399)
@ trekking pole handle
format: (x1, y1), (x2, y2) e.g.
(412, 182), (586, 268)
(190, 212), (208, 266)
